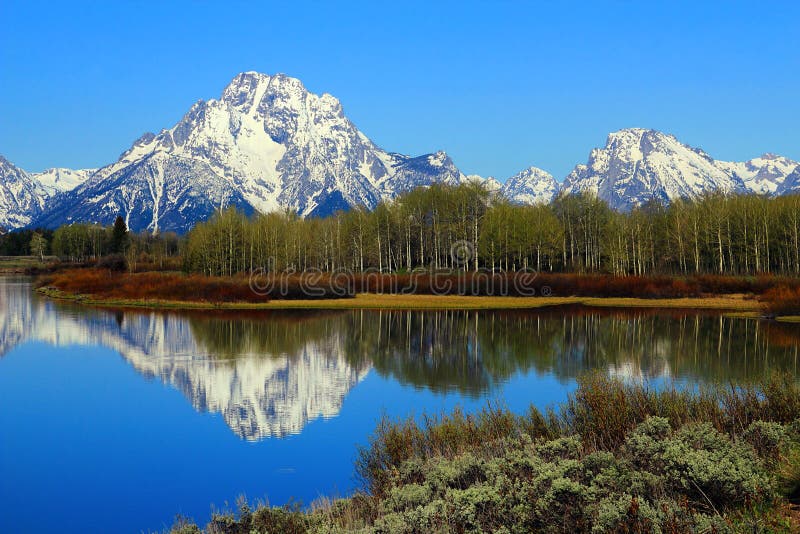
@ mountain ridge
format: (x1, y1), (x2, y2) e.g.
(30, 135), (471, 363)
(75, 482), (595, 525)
(2, 73), (798, 231)
(30, 72), (476, 232)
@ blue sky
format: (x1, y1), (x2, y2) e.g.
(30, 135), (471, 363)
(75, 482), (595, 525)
(1, 0), (798, 181)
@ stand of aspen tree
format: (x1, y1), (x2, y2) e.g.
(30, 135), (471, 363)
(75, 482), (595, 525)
(181, 183), (800, 277)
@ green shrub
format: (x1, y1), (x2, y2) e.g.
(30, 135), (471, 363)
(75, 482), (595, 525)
(743, 421), (788, 461)
(593, 494), (659, 534)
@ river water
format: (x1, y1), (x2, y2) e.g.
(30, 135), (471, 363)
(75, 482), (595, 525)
(1, 277), (798, 532)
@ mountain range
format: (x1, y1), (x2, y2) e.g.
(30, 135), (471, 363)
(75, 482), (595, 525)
(1, 72), (798, 233)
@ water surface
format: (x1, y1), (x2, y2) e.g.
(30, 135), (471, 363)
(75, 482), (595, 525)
(1, 277), (798, 533)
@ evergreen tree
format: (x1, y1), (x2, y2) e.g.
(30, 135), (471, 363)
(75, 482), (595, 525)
(110, 216), (129, 253)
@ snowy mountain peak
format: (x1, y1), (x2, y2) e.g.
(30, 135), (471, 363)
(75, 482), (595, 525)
(562, 128), (744, 210)
(427, 151), (450, 167)
(715, 153), (798, 195)
(35, 72), (470, 232)
(501, 166), (558, 205)
(6, 85), (799, 232)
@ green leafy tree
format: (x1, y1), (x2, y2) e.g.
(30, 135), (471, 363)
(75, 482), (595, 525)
(29, 232), (48, 261)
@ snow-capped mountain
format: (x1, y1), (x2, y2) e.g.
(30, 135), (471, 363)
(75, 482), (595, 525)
(501, 166), (558, 204)
(465, 173), (502, 193)
(5, 81), (799, 232)
(0, 155), (48, 229)
(36, 72), (473, 233)
(561, 128), (746, 210)
(37, 149), (258, 233)
(0, 157), (92, 229)
(715, 153), (799, 195)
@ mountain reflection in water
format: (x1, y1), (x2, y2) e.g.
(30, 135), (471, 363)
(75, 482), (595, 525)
(1, 278), (798, 440)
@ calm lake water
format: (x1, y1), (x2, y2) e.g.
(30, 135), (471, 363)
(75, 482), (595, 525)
(1, 277), (799, 533)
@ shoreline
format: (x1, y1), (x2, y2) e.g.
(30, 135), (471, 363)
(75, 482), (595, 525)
(36, 286), (764, 313)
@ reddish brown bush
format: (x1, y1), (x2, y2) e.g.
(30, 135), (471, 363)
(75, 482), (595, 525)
(761, 285), (800, 317)
(39, 268), (800, 304)
(40, 269), (273, 304)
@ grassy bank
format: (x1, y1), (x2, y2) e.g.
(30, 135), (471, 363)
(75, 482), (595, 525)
(170, 373), (800, 533)
(35, 268), (775, 312)
(37, 286), (761, 312)
(0, 255), (55, 274)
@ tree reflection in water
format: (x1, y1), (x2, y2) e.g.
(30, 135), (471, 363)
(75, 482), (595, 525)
(1, 277), (798, 441)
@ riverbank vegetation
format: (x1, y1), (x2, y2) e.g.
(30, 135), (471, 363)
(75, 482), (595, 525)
(37, 269), (274, 304)
(36, 267), (790, 312)
(169, 373), (800, 533)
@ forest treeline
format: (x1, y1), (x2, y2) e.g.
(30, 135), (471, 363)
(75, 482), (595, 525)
(0, 216), (181, 269)
(184, 184), (800, 277)
(6, 184), (800, 277)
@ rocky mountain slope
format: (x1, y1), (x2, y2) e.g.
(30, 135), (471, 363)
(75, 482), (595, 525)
(0, 157), (92, 230)
(777, 165), (800, 195)
(715, 153), (799, 196)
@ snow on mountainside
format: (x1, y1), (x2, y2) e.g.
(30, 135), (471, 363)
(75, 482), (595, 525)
(0, 155), (48, 229)
(36, 72), (473, 232)
(37, 151), (257, 234)
(0, 158), (92, 230)
(715, 154), (799, 195)
(5, 81), (799, 233)
(777, 166), (800, 195)
(466, 174), (502, 193)
(561, 128), (747, 210)
(31, 167), (94, 196)
(501, 166), (558, 204)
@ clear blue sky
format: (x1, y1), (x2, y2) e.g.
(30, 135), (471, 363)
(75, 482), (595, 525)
(1, 0), (798, 181)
